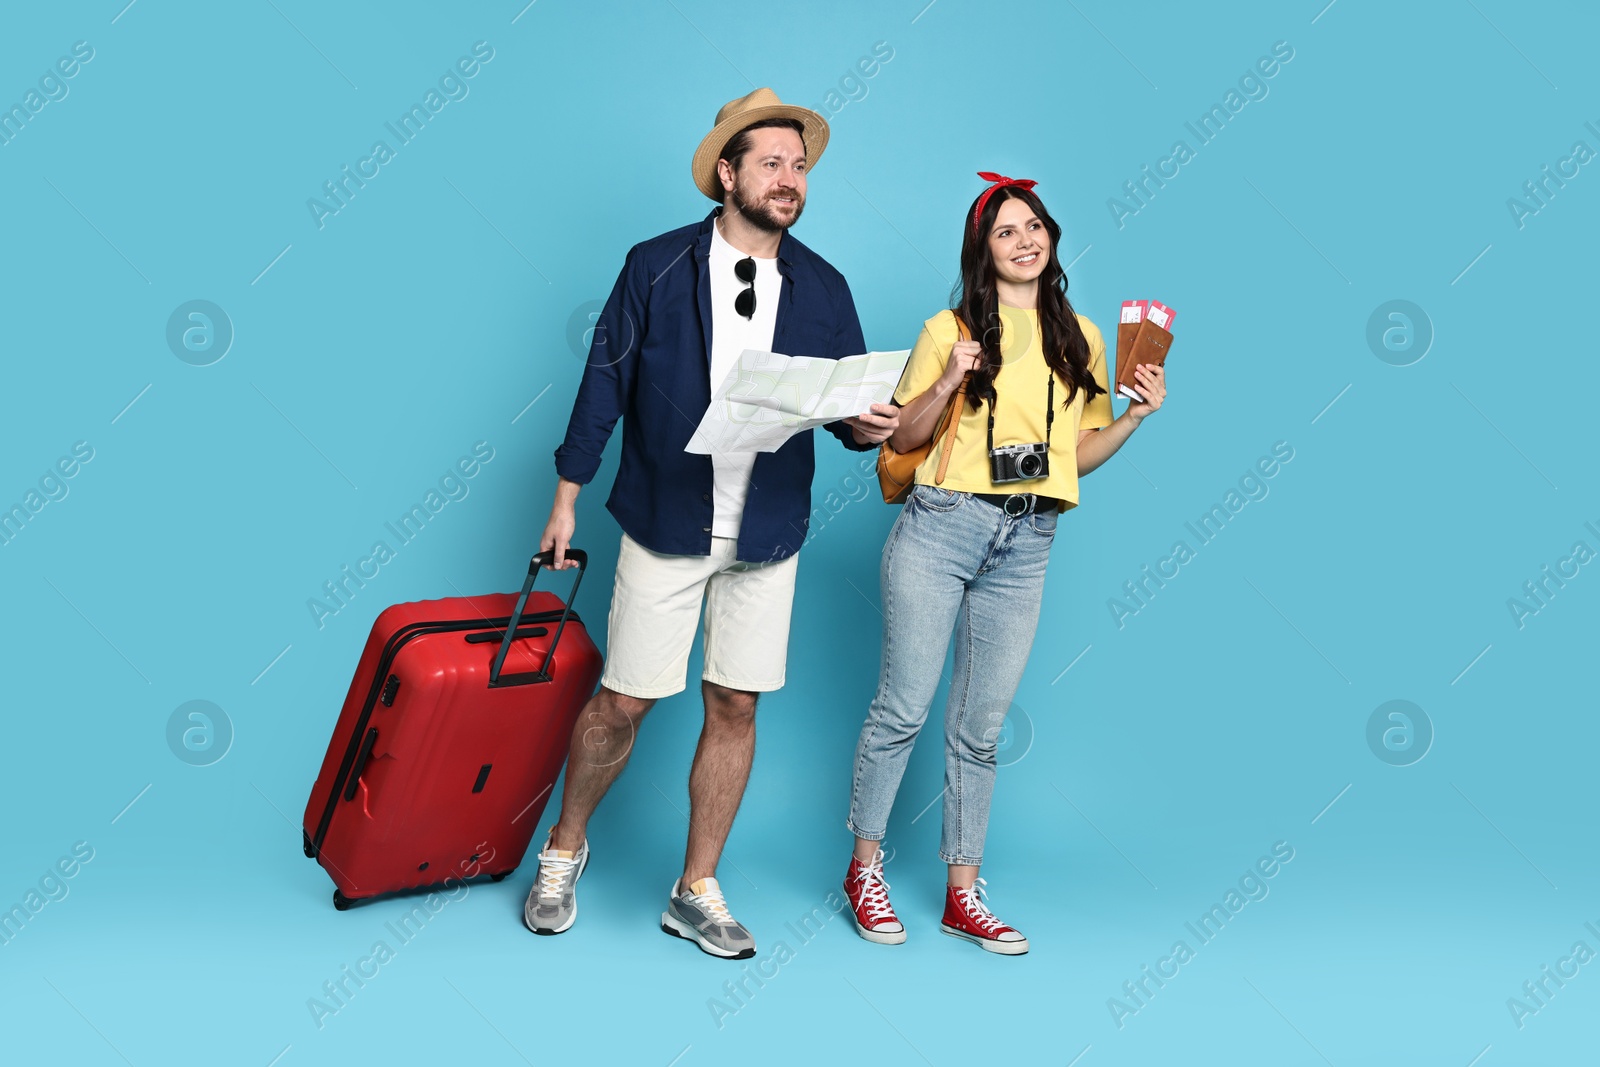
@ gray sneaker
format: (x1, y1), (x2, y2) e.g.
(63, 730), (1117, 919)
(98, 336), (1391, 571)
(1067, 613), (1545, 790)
(522, 832), (588, 935)
(660, 876), (756, 959)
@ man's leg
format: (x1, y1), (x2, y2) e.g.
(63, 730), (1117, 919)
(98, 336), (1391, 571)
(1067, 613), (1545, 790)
(655, 539), (793, 957)
(524, 532), (717, 936)
(550, 685), (654, 854)
(549, 531), (718, 850)
(683, 539), (798, 884)
(682, 679), (757, 884)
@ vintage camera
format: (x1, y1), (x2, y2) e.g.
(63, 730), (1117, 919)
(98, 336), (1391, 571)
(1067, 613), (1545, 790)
(989, 441), (1050, 483)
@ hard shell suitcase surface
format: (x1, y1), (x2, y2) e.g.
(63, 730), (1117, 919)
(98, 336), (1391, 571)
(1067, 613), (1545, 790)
(302, 550), (602, 909)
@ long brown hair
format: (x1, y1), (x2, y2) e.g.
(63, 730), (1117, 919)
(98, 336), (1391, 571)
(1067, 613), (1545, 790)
(954, 185), (1104, 414)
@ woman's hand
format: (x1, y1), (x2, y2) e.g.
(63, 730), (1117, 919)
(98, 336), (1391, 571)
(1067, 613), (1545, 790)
(1078, 365), (1165, 477)
(1126, 364), (1166, 420)
(940, 340), (983, 389)
(887, 335), (982, 454)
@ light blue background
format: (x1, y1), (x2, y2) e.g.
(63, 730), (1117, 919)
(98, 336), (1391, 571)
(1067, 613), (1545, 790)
(1, 1), (1595, 1064)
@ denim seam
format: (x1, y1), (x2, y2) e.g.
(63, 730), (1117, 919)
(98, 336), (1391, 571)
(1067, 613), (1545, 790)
(948, 585), (979, 863)
(848, 821), (885, 841)
(914, 485), (962, 513)
(973, 511), (1006, 577)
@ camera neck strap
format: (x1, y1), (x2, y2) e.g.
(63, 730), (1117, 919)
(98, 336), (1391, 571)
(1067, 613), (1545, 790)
(986, 371), (1055, 454)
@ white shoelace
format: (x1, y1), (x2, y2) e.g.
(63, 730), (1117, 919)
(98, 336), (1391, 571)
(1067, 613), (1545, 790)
(955, 878), (1006, 933)
(536, 852), (578, 901)
(852, 851), (898, 923)
(687, 885), (736, 925)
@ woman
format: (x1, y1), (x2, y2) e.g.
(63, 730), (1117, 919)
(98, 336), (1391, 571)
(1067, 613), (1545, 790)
(843, 172), (1167, 954)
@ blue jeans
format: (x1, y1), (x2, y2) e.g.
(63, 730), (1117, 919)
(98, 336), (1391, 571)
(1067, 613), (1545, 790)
(847, 483), (1056, 865)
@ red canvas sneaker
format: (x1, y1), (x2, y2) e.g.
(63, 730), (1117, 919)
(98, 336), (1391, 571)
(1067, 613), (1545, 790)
(843, 848), (906, 944)
(940, 878), (1029, 955)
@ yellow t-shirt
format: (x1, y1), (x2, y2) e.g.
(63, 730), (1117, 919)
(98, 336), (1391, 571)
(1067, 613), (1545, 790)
(891, 305), (1114, 510)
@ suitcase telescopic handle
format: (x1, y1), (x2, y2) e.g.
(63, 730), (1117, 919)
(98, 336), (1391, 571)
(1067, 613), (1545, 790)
(488, 548), (587, 688)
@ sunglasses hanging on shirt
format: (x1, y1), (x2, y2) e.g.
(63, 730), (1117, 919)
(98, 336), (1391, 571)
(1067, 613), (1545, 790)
(734, 257), (756, 319)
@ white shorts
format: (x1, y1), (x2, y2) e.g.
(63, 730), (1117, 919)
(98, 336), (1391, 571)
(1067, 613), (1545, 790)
(599, 532), (800, 700)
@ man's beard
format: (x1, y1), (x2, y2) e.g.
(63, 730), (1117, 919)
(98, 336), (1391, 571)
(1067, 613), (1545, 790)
(730, 181), (805, 233)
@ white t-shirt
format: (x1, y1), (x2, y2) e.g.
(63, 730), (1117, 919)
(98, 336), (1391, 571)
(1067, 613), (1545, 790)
(707, 217), (780, 538)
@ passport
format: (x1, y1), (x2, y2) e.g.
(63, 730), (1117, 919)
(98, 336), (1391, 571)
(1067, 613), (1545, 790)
(1115, 300), (1176, 403)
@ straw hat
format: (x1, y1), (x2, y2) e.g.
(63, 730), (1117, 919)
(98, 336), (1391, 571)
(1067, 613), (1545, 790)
(691, 88), (829, 201)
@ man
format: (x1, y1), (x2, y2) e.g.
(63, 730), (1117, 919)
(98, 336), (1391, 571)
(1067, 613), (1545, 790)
(523, 88), (898, 959)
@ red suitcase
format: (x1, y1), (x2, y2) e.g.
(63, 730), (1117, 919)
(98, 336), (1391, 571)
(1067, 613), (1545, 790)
(302, 549), (602, 909)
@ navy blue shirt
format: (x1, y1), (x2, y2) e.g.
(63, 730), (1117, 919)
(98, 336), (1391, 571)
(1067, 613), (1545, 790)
(554, 209), (874, 563)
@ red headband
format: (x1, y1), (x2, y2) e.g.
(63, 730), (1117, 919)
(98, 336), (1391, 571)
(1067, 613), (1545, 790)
(972, 171), (1038, 236)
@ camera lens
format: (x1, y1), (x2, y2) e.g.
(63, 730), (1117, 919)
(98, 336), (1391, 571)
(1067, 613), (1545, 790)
(1018, 452), (1042, 478)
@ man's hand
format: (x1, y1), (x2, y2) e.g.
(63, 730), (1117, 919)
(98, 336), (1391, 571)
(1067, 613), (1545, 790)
(845, 402), (900, 446)
(540, 478), (582, 569)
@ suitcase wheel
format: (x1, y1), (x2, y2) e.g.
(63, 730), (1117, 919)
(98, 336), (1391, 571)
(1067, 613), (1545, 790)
(332, 890), (354, 911)
(490, 871), (513, 883)
(302, 830), (316, 859)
